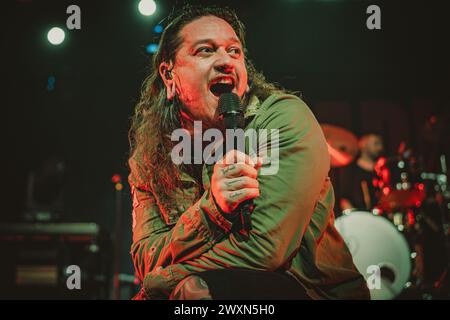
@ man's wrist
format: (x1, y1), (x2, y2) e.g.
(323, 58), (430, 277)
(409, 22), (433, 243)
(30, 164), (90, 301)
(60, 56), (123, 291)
(211, 190), (240, 223)
(200, 189), (237, 233)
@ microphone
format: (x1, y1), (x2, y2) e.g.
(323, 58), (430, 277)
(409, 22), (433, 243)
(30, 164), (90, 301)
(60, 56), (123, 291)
(218, 92), (245, 130)
(218, 93), (254, 236)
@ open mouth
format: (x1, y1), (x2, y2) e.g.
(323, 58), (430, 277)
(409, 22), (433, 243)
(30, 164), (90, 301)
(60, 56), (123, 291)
(209, 78), (235, 97)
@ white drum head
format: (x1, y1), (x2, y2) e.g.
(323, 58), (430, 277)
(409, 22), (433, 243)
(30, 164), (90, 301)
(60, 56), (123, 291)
(335, 210), (412, 300)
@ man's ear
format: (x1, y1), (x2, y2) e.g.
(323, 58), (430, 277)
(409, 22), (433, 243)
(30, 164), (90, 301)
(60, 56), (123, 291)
(159, 61), (175, 100)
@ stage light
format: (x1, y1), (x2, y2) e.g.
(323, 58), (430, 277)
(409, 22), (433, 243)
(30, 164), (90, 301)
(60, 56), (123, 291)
(47, 27), (65, 45)
(138, 0), (157, 16)
(47, 76), (56, 91)
(146, 43), (159, 54)
(153, 24), (163, 33)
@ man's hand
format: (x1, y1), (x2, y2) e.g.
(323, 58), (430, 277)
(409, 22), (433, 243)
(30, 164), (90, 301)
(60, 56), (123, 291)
(211, 150), (262, 214)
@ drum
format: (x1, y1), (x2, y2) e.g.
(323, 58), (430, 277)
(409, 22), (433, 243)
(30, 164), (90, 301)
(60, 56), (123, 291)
(335, 210), (412, 300)
(374, 156), (426, 212)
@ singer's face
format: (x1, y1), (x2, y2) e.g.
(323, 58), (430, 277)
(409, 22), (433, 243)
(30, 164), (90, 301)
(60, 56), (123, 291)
(169, 16), (248, 127)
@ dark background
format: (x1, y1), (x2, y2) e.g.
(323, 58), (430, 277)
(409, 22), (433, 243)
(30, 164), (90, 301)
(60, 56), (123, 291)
(2, 0), (449, 285)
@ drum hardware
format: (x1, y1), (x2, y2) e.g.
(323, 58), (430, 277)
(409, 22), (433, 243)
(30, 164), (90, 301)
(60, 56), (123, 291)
(322, 122), (449, 298)
(374, 154), (426, 212)
(335, 210), (413, 300)
(428, 155), (450, 297)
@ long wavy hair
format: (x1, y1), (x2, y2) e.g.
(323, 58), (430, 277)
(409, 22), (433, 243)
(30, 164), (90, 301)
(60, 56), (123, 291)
(129, 5), (288, 207)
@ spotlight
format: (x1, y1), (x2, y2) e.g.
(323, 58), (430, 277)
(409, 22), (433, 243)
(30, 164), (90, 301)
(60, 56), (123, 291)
(138, 0), (157, 16)
(47, 76), (56, 91)
(153, 24), (163, 33)
(146, 43), (159, 54)
(47, 27), (65, 45)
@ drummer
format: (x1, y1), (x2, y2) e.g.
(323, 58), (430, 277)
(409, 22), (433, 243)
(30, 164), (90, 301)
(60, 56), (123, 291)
(339, 133), (427, 287)
(340, 133), (384, 211)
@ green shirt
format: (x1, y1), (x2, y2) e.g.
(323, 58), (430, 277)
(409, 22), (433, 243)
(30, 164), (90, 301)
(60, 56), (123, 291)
(128, 94), (370, 299)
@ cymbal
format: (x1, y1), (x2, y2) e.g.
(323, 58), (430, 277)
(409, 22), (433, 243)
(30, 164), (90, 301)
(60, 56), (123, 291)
(321, 124), (359, 168)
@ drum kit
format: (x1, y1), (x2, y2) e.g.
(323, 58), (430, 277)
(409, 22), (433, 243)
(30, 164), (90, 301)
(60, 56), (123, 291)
(322, 124), (450, 300)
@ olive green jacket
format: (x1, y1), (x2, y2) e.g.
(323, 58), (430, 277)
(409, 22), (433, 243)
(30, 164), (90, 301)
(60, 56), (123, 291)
(128, 94), (370, 299)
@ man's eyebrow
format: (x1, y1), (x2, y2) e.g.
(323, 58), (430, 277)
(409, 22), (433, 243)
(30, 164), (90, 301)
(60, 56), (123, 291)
(191, 37), (242, 48)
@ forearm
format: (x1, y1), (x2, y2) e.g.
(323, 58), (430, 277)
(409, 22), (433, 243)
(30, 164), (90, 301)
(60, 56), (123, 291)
(131, 186), (237, 280)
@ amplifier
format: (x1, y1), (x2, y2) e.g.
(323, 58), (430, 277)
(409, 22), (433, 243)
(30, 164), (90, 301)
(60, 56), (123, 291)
(0, 223), (112, 299)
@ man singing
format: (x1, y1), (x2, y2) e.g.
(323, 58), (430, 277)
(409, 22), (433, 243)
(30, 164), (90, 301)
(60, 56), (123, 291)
(128, 5), (369, 300)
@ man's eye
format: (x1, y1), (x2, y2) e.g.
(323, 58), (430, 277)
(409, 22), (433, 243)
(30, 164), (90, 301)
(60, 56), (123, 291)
(196, 47), (214, 54)
(228, 47), (241, 55)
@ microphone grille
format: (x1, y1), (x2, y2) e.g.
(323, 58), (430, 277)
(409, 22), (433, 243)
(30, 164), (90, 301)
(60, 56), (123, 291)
(218, 93), (242, 115)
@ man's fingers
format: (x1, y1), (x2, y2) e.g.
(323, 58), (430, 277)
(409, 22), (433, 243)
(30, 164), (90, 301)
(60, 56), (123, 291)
(219, 163), (258, 179)
(221, 149), (255, 166)
(222, 176), (259, 191)
(253, 156), (263, 171)
(225, 188), (260, 210)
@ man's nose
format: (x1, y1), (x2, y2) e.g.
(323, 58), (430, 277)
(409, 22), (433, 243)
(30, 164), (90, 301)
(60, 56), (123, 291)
(214, 49), (234, 74)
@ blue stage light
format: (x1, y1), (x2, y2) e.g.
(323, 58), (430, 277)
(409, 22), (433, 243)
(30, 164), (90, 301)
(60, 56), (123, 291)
(154, 24), (163, 34)
(146, 43), (159, 54)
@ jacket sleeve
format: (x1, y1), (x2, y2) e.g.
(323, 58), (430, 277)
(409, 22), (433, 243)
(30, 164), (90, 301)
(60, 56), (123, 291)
(129, 156), (234, 281)
(141, 95), (332, 298)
